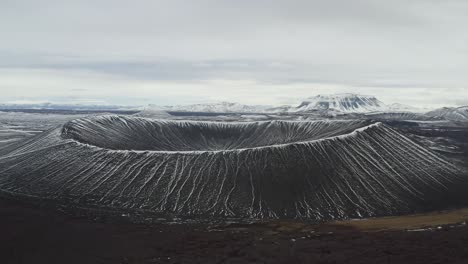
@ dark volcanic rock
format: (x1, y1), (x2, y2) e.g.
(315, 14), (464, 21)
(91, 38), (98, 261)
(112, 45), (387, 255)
(0, 116), (464, 220)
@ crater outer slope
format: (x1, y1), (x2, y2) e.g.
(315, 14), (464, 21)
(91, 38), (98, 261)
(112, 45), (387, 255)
(0, 116), (463, 220)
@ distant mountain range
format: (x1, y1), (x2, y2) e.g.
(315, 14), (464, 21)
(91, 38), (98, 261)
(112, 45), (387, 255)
(426, 106), (468, 121)
(1, 94), (467, 121)
(388, 103), (426, 113)
(288, 94), (388, 113)
(162, 102), (271, 113)
(160, 94), (424, 114)
(0, 103), (138, 111)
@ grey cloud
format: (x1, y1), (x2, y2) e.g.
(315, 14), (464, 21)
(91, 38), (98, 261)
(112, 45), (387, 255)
(2, 55), (464, 89)
(0, 0), (467, 106)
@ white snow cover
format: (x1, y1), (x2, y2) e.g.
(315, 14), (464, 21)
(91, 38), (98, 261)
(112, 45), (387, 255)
(290, 94), (389, 113)
(150, 94), (411, 114)
(162, 102), (270, 113)
(427, 106), (468, 121)
(388, 103), (426, 113)
(133, 105), (172, 118)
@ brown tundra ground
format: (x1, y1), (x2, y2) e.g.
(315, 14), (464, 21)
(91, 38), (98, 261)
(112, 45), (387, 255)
(1, 197), (468, 264)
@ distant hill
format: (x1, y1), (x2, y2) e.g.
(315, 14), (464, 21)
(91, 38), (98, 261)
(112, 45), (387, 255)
(426, 106), (468, 121)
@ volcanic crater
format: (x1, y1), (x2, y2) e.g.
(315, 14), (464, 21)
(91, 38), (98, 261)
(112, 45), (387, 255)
(0, 115), (464, 220)
(62, 116), (373, 152)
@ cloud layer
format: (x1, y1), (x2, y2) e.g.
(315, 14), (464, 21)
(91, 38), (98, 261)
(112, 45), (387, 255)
(1, 0), (467, 108)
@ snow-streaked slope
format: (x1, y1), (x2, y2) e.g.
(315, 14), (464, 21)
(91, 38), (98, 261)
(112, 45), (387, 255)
(290, 94), (389, 113)
(426, 107), (468, 121)
(0, 116), (462, 220)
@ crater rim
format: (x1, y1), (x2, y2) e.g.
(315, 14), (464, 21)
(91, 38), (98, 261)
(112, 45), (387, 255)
(61, 116), (380, 153)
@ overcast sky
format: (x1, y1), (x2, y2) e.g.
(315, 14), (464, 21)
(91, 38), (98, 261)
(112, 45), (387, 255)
(1, 0), (467, 108)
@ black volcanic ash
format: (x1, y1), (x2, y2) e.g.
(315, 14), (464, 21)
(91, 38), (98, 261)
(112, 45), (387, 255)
(0, 116), (463, 220)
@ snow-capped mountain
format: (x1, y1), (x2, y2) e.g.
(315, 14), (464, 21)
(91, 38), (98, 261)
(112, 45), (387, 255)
(163, 102), (269, 113)
(290, 94), (389, 113)
(264, 105), (293, 113)
(426, 106), (468, 121)
(134, 105), (171, 118)
(157, 94), (425, 115)
(388, 103), (425, 113)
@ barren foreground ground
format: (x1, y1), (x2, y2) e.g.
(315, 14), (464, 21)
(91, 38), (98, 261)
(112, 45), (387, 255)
(1, 198), (468, 264)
